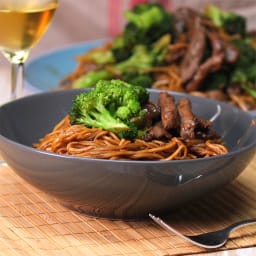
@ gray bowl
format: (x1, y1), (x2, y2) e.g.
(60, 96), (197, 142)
(0, 89), (255, 219)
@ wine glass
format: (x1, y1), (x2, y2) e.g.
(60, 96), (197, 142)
(0, 0), (58, 101)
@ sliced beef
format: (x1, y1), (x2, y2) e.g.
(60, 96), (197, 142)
(143, 124), (172, 141)
(195, 127), (220, 140)
(142, 94), (220, 142)
(173, 8), (187, 36)
(132, 102), (161, 128)
(159, 92), (178, 130)
(177, 97), (197, 139)
(185, 54), (224, 92)
(184, 25), (240, 92)
(175, 8), (206, 84)
(141, 102), (161, 127)
(186, 31), (225, 92)
(177, 97), (215, 140)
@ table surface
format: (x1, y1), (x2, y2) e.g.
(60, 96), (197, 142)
(0, 1), (256, 255)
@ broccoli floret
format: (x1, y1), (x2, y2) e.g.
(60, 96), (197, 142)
(231, 69), (248, 85)
(231, 39), (256, 67)
(115, 34), (170, 72)
(223, 15), (246, 37)
(70, 92), (129, 132)
(75, 46), (154, 88)
(74, 35), (170, 88)
(125, 3), (173, 43)
(74, 69), (112, 88)
(122, 72), (153, 88)
(77, 46), (116, 65)
(205, 5), (246, 37)
(86, 50), (115, 65)
(115, 45), (154, 72)
(203, 70), (229, 91)
(95, 79), (146, 119)
(125, 3), (166, 31)
(70, 79), (149, 139)
(229, 39), (256, 98)
(231, 65), (256, 98)
(111, 3), (173, 61)
(111, 36), (131, 62)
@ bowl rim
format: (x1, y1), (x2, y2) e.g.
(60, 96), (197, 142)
(0, 89), (256, 165)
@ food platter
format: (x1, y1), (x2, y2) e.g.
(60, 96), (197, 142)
(24, 3), (256, 116)
(25, 39), (256, 117)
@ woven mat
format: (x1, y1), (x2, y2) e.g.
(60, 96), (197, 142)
(0, 155), (255, 256)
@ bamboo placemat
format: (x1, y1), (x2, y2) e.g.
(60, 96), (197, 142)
(0, 155), (255, 256)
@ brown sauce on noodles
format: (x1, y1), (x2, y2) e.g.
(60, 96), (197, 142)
(34, 115), (228, 161)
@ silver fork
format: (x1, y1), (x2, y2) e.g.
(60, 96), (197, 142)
(149, 213), (256, 249)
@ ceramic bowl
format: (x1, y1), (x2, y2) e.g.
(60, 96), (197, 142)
(0, 89), (255, 219)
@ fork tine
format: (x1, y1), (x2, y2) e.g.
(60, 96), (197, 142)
(149, 213), (203, 246)
(149, 213), (220, 249)
(149, 214), (189, 239)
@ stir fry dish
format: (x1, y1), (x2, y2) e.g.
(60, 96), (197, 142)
(60, 3), (256, 111)
(35, 79), (228, 161)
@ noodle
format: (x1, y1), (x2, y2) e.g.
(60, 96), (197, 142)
(34, 116), (228, 161)
(150, 65), (183, 92)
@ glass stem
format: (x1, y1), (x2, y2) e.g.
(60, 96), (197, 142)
(11, 62), (24, 100)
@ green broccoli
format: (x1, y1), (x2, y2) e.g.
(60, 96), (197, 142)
(205, 5), (246, 37)
(231, 39), (256, 67)
(203, 70), (229, 91)
(125, 3), (167, 31)
(229, 39), (256, 98)
(111, 3), (173, 61)
(73, 45), (153, 88)
(116, 34), (170, 73)
(74, 69), (112, 89)
(230, 39), (256, 84)
(111, 36), (131, 62)
(114, 45), (155, 72)
(70, 79), (149, 139)
(77, 46), (115, 65)
(231, 66), (256, 98)
(70, 91), (129, 132)
(74, 34), (170, 88)
(122, 72), (153, 88)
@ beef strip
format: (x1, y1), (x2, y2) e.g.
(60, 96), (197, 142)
(131, 101), (161, 128)
(186, 31), (225, 92)
(177, 97), (217, 140)
(195, 128), (220, 140)
(159, 92), (178, 130)
(185, 54), (224, 92)
(141, 102), (161, 128)
(177, 97), (197, 139)
(142, 124), (172, 141)
(174, 8), (206, 84)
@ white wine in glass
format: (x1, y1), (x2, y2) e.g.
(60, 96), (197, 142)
(0, 0), (58, 101)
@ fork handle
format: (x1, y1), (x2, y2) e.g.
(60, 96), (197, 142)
(228, 218), (256, 232)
